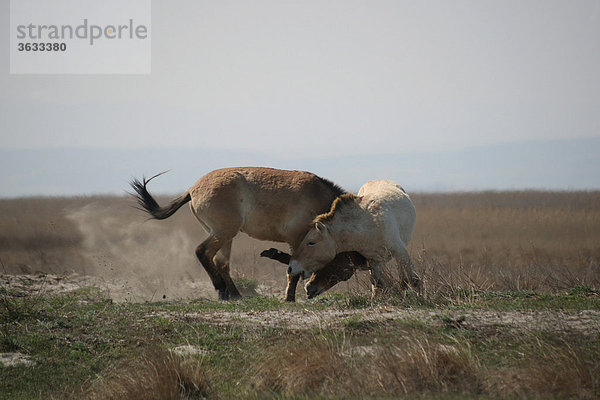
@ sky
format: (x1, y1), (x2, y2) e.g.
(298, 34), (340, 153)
(1, 1), (600, 195)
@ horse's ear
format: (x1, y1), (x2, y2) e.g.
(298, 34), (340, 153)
(315, 221), (327, 233)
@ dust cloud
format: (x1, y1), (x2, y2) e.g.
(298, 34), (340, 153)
(65, 202), (216, 302)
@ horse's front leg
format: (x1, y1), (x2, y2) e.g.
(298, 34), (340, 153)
(284, 272), (300, 302)
(260, 248), (298, 302)
(260, 248), (291, 264)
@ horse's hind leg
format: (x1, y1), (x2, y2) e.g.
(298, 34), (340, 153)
(391, 242), (422, 293)
(213, 240), (241, 300)
(195, 235), (237, 300)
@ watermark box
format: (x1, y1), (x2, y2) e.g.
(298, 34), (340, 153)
(10, 0), (151, 74)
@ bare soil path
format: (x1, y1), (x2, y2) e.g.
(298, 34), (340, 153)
(4, 273), (599, 336)
(171, 307), (600, 335)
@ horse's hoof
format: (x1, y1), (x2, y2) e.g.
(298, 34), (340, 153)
(218, 290), (230, 301)
(305, 284), (323, 299)
(411, 277), (424, 293)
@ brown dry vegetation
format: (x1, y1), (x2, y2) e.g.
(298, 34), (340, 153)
(83, 348), (211, 400)
(254, 334), (481, 397)
(1, 191), (599, 297)
(411, 191), (600, 294)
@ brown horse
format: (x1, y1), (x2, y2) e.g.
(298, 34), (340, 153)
(130, 167), (350, 301)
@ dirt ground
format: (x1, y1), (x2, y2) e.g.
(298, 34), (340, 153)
(1, 271), (278, 303)
(180, 307), (600, 336)
(4, 273), (599, 337)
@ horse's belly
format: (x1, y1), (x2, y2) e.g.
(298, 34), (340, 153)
(239, 205), (311, 245)
(360, 241), (392, 263)
(240, 228), (287, 242)
(239, 223), (288, 243)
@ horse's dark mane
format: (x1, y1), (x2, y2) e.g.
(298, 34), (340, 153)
(314, 193), (357, 224)
(317, 176), (346, 198)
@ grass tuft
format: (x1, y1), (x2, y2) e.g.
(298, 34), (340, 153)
(252, 337), (349, 396)
(82, 348), (212, 400)
(374, 337), (481, 395)
(487, 337), (600, 399)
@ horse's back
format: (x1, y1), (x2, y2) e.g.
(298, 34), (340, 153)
(358, 180), (407, 200)
(189, 167), (338, 243)
(358, 180), (416, 245)
(190, 167), (320, 202)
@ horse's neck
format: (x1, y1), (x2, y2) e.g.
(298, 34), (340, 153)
(322, 181), (345, 206)
(328, 205), (374, 252)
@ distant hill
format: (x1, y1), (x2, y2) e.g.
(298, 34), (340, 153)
(308, 137), (600, 192)
(1, 137), (599, 197)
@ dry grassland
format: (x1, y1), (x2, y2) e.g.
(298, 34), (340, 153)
(2, 191), (598, 297)
(1, 191), (599, 399)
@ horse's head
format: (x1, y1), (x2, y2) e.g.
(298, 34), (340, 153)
(304, 257), (354, 298)
(305, 252), (365, 298)
(289, 221), (336, 278)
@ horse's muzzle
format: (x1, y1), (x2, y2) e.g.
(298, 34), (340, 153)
(289, 260), (308, 278)
(305, 283), (323, 299)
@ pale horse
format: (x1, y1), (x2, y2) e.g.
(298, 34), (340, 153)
(288, 180), (422, 296)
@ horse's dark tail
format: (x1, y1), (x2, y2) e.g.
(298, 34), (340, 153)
(130, 171), (191, 220)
